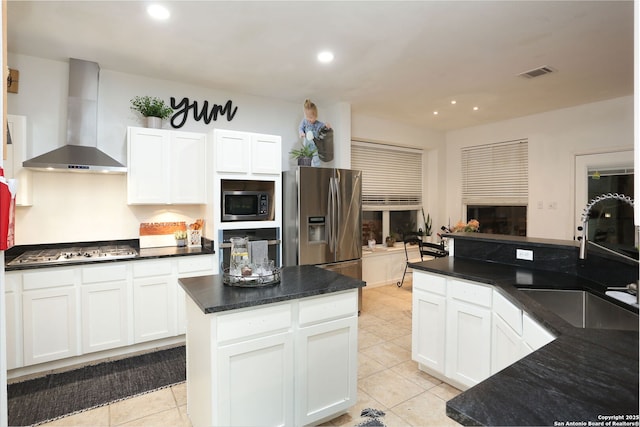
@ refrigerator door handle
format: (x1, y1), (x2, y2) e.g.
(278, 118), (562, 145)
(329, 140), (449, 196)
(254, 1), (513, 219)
(327, 177), (334, 251)
(335, 177), (341, 253)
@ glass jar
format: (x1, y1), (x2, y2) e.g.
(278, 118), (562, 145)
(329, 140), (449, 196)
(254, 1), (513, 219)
(230, 237), (249, 274)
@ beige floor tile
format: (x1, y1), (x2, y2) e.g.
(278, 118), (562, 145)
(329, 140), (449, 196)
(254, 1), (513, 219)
(392, 391), (461, 426)
(390, 360), (442, 391)
(430, 382), (462, 401)
(109, 388), (176, 425)
(358, 352), (387, 379)
(171, 382), (187, 407)
(116, 407), (188, 427)
(358, 369), (424, 408)
(364, 322), (411, 342)
(389, 333), (412, 351)
(39, 405), (109, 427)
(358, 328), (388, 350)
(360, 341), (412, 368)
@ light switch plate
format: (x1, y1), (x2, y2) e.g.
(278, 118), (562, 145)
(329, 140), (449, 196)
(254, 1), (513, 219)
(516, 249), (534, 261)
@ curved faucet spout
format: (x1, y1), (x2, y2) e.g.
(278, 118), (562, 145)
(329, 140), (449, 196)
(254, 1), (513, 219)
(578, 192), (634, 260)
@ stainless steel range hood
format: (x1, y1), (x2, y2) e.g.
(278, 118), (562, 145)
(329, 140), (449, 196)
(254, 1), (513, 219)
(23, 58), (127, 173)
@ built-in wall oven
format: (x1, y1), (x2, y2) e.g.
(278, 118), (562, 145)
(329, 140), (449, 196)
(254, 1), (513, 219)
(218, 228), (280, 271)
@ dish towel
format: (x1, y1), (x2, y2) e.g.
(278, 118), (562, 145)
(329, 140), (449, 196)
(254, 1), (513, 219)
(249, 240), (268, 264)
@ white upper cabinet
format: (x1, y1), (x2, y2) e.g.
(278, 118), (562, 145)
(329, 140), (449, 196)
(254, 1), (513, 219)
(127, 127), (207, 205)
(213, 129), (281, 176)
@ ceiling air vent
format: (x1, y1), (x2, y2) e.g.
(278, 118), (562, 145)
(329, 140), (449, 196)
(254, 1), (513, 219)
(518, 66), (555, 79)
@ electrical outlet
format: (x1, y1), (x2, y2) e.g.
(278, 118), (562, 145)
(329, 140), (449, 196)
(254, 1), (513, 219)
(516, 249), (534, 261)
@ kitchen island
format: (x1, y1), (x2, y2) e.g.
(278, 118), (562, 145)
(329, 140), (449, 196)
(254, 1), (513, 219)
(178, 265), (365, 427)
(409, 233), (638, 426)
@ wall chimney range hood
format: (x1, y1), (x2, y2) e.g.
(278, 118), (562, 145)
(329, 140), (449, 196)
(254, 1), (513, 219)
(23, 58), (127, 173)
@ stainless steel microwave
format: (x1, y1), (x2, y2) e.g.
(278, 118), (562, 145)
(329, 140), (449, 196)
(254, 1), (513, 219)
(222, 191), (270, 221)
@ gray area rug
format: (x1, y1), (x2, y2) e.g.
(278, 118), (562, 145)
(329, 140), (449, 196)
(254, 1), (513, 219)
(8, 345), (186, 426)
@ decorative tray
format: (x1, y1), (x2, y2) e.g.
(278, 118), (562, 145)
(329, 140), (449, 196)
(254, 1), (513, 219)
(222, 266), (281, 287)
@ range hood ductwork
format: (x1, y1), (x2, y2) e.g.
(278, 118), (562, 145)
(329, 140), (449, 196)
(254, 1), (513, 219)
(23, 58), (127, 173)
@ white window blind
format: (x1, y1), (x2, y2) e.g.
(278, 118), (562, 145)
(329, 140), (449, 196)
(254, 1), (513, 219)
(461, 139), (528, 205)
(351, 141), (423, 209)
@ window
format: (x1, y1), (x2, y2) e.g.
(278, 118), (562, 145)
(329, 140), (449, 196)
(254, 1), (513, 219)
(461, 139), (528, 236)
(352, 141), (423, 245)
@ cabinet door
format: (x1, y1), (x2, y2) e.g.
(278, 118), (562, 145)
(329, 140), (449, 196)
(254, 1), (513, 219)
(491, 313), (523, 374)
(251, 133), (281, 175)
(133, 275), (177, 343)
(446, 299), (491, 388)
(127, 127), (170, 204)
(216, 332), (294, 427)
(5, 273), (23, 369)
(170, 132), (207, 203)
(23, 287), (78, 365)
(296, 316), (357, 426)
(215, 129), (250, 174)
(412, 288), (447, 373)
(81, 281), (129, 353)
(522, 313), (555, 354)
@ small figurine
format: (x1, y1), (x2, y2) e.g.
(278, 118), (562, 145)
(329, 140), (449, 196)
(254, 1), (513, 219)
(298, 99), (331, 166)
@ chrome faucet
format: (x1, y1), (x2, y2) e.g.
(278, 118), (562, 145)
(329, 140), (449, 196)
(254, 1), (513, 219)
(577, 192), (634, 260)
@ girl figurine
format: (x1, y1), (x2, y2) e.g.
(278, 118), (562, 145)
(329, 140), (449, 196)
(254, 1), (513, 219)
(298, 99), (331, 166)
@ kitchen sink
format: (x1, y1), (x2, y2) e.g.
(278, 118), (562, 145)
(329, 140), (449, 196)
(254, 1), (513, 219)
(518, 289), (638, 331)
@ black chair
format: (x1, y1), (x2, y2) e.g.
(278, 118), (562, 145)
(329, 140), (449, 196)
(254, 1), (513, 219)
(397, 232), (424, 287)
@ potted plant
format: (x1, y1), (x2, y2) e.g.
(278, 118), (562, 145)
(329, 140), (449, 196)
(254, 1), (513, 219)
(130, 96), (173, 128)
(174, 230), (187, 247)
(290, 141), (318, 166)
(385, 235), (396, 247)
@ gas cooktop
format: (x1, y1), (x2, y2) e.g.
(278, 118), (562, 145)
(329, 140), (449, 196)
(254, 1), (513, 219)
(7, 245), (138, 266)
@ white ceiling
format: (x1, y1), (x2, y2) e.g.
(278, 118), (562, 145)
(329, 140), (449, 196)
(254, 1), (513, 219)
(6, 1), (635, 131)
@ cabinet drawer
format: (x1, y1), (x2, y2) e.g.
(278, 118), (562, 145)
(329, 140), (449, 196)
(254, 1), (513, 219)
(298, 290), (357, 326)
(5, 272), (21, 291)
(133, 260), (172, 278)
(217, 302), (291, 343)
(82, 264), (128, 284)
(413, 271), (447, 295)
(493, 291), (522, 335)
(448, 279), (492, 307)
(177, 256), (213, 275)
(23, 268), (76, 290)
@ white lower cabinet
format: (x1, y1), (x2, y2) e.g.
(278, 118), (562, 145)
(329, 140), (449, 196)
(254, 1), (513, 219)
(186, 289), (358, 427)
(6, 254), (215, 372)
(22, 268), (79, 365)
(5, 273), (23, 369)
(412, 271), (555, 391)
(133, 260), (177, 343)
(412, 273), (446, 374)
(446, 284), (492, 388)
(81, 264), (129, 354)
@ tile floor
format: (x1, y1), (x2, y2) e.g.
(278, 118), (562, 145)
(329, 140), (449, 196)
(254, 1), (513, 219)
(39, 279), (461, 427)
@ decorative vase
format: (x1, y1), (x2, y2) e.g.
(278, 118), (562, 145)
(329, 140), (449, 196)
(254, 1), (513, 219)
(298, 157), (312, 166)
(176, 239), (186, 247)
(146, 116), (162, 129)
(385, 237), (396, 247)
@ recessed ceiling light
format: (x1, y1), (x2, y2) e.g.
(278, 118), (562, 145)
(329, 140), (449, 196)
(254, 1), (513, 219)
(451, 100), (457, 105)
(147, 4), (170, 20)
(433, 111), (438, 115)
(473, 106), (479, 111)
(317, 51), (334, 63)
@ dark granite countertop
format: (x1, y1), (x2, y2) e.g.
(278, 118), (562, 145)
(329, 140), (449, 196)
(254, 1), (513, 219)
(409, 257), (639, 426)
(178, 264), (366, 314)
(5, 238), (215, 271)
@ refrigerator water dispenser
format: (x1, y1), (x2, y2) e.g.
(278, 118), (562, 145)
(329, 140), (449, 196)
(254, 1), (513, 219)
(308, 216), (326, 243)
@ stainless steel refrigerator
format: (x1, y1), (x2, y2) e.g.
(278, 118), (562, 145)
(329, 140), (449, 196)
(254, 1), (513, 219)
(283, 167), (363, 306)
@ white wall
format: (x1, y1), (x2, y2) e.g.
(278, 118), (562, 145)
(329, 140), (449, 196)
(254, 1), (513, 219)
(445, 96), (634, 240)
(8, 54), (341, 244)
